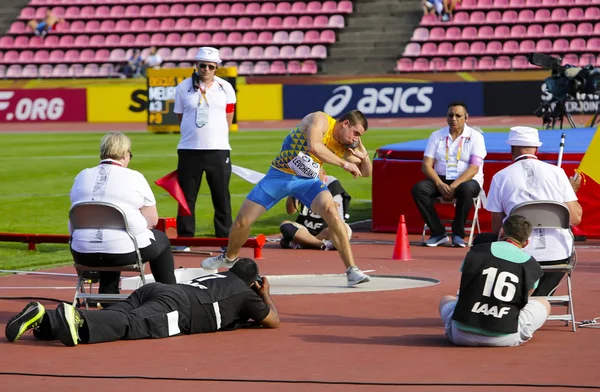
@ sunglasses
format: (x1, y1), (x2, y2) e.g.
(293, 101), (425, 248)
(198, 63), (216, 71)
(128, 150), (133, 159)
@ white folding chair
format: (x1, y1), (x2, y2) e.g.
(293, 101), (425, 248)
(69, 201), (146, 308)
(510, 200), (577, 331)
(422, 189), (486, 247)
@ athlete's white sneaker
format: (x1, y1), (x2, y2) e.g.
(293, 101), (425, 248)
(346, 266), (370, 287)
(321, 240), (336, 251)
(202, 253), (238, 270)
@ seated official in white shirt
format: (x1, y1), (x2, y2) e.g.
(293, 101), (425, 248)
(475, 126), (582, 296)
(411, 101), (487, 248)
(69, 132), (177, 297)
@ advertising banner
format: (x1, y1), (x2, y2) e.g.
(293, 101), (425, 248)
(146, 67), (237, 133)
(0, 89), (87, 122)
(86, 85), (147, 123)
(282, 82), (484, 119)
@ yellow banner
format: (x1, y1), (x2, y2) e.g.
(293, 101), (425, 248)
(578, 124), (600, 183)
(87, 85), (148, 123)
(237, 84), (283, 121)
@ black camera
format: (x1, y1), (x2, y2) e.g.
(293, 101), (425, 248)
(256, 275), (264, 285)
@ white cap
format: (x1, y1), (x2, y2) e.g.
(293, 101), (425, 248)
(506, 126), (543, 147)
(194, 47), (222, 64)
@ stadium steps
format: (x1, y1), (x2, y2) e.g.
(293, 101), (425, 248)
(324, 0), (422, 75)
(0, 0), (30, 36)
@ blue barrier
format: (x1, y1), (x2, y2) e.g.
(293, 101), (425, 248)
(282, 82), (484, 119)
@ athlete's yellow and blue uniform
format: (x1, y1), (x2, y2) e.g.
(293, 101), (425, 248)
(247, 112), (347, 210)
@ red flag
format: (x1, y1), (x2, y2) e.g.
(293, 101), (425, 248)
(155, 170), (192, 216)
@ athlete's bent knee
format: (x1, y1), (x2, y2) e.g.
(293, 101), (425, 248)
(280, 222), (299, 241)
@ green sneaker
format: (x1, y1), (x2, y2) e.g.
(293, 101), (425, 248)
(5, 302), (46, 342)
(57, 303), (84, 347)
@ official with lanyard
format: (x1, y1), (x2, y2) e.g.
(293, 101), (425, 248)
(173, 47), (237, 245)
(411, 101), (487, 248)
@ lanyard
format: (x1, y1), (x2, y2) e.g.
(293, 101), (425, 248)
(100, 159), (122, 167)
(513, 154), (538, 163)
(445, 136), (465, 162)
(198, 81), (213, 106)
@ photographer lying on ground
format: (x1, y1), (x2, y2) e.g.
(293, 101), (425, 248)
(5, 258), (279, 347)
(279, 168), (352, 251)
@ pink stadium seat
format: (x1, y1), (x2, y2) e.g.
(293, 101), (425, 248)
(242, 31), (259, 44)
(237, 61), (253, 75)
(536, 39), (553, 51)
(585, 7), (600, 19)
(146, 19), (161, 32)
(328, 15), (344, 28)
(512, 55), (529, 69)
(185, 48), (197, 60)
(206, 18), (221, 30)
(304, 30), (320, 43)
(268, 16), (283, 28)
(438, 42), (454, 54)
(544, 0), (559, 5)
(477, 0), (494, 7)
(570, 38), (586, 50)
(562, 53), (579, 65)
(264, 46), (280, 59)
(421, 14), (437, 25)
(80, 6), (95, 18)
(580, 53), (596, 66)
(64, 49), (80, 62)
(510, 24), (527, 37)
(43, 35), (59, 48)
(446, 27), (462, 39)
(495, 56), (512, 69)
(68, 64), (84, 78)
(503, 40), (520, 53)
(227, 32), (243, 44)
(39, 64), (53, 78)
(587, 38), (600, 50)
(107, 48), (123, 62)
(519, 9), (535, 22)
(0, 36), (13, 48)
(252, 17), (268, 29)
(338, 1), (353, 13)
(151, 33), (166, 45)
(429, 58), (445, 72)
(534, 8), (551, 21)
(161, 62), (176, 69)
(526, 0), (542, 5)
(211, 32), (227, 45)
(413, 58), (429, 71)
(245, 3), (261, 14)
(58, 35), (74, 47)
(495, 0), (510, 7)
(160, 19), (176, 31)
(560, 23), (577, 35)
(253, 61), (270, 75)
(257, 31), (274, 44)
(89, 34), (105, 47)
(283, 16), (299, 27)
(273, 31), (290, 43)
(114, 20), (130, 32)
(502, 10), (518, 22)
(551, 8), (568, 20)
(248, 46), (264, 60)
(22, 64), (39, 79)
(322, 1), (337, 13)
(84, 20), (100, 33)
(79, 49), (95, 61)
(289, 30), (305, 43)
(222, 18), (237, 30)
(134, 34), (150, 46)
(309, 45), (326, 58)
(74, 35), (89, 46)
(287, 60), (302, 74)
(567, 7), (585, 20)
(175, 18), (191, 30)
(65, 6), (80, 18)
(99, 20), (115, 32)
(280, 45), (296, 58)
(155, 4), (170, 17)
(34, 8), (48, 20)
(33, 50), (49, 63)
(486, 40), (503, 54)
(452, 12), (470, 24)
(99, 64), (114, 78)
(158, 48), (171, 61)
(412, 27), (429, 41)
(51, 64), (69, 78)
(445, 57), (462, 71)
(477, 25), (493, 38)
(560, 0), (576, 3)
(191, 18), (206, 29)
(454, 41), (470, 55)
(478, 56), (495, 70)
(125, 5), (139, 17)
(429, 27), (445, 39)
(270, 61), (287, 75)
(184, 4), (200, 15)
(404, 43), (421, 56)
(95, 49), (110, 61)
(577, 22), (593, 34)
(130, 19), (145, 31)
(519, 40), (536, 52)
(301, 60), (318, 74)
(396, 58), (413, 72)
(14, 35), (28, 47)
(292, 1), (308, 14)
(110, 6), (125, 18)
(170, 47), (187, 61)
(527, 24), (543, 36)
(69, 20), (85, 32)
(470, 41), (486, 54)
(275, 2), (291, 15)
(166, 33), (180, 45)
(421, 42), (437, 55)
(543, 23), (560, 36)
(485, 10), (502, 23)
(9, 21), (26, 34)
(261, 2), (277, 14)
(197, 32), (212, 45)
(200, 3), (215, 15)
(181, 32), (197, 44)
(298, 15), (313, 27)
(19, 7), (35, 19)
(494, 25), (510, 38)
(3, 50), (18, 63)
(237, 17), (253, 30)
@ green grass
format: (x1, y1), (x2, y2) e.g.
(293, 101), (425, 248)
(0, 127), (509, 271)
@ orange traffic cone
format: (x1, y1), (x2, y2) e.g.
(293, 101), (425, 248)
(392, 215), (412, 260)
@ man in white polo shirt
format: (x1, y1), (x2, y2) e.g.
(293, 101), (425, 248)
(483, 126), (582, 296)
(173, 47), (237, 242)
(412, 101), (487, 248)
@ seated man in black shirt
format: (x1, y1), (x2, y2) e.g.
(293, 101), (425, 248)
(5, 258), (279, 347)
(279, 169), (352, 251)
(439, 215), (550, 347)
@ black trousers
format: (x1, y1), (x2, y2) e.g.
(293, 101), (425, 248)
(71, 229), (177, 295)
(411, 177), (480, 238)
(35, 283), (192, 344)
(177, 149), (232, 238)
(473, 232), (568, 296)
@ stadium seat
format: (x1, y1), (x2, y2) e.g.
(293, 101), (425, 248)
(519, 40), (536, 53)
(477, 25), (493, 38)
(412, 27), (429, 41)
(469, 41), (486, 55)
(437, 42), (453, 55)
(580, 53), (596, 66)
(570, 38), (586, 51)
(232, 46), (249, 60)
(445, 57), (462, 71)
(478, 56), (495, 70)
(39, 64), (53, 78)
(301, 60), (318, 75)
(421, 42), (437, 55)
(238, 61), (254, 75)
(242, 31), (259, 45)
(446, 27), (462, 39)
(287, 60), (302, 74)
(527, 24), (544, 36)
(413, 58), (429, 71)
(510, 24), (527, 37)
(494, 25), (510, 38)
(51, 64), (69, 78)
(429, 57), (445, 72)
(264, 46), (280, 59)
(502, 40), (519, 54)
(567, 8), (585, 20)
(396, 58), (413, 72)
(576, 22), (593, 35)
(257, 31), (274, 44)
(495, 55), (512, 69)
(270, 60), (287, 74)
(252, 61), (271, 75)
(454, 42), (470, 55)
(553, 38), (570, 52)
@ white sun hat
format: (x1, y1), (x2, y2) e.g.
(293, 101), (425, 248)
(506, 126), (543, 147)
(194, 47), (222, 64)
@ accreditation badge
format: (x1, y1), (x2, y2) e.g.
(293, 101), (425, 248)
(195, 101), (209, 127)
(445, 160), (459, 180)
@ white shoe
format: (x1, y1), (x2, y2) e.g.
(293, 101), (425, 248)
(346, 266), (370, 287)
(172, 246), (190, 252)
(202, 253), (238, 270)
(321, 240), (336, 251)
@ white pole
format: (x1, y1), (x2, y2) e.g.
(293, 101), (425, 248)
(557, 133), (566, 168)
